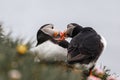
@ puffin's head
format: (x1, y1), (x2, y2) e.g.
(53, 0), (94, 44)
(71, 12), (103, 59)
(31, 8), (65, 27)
(36, 24), (62, 46)
(65, 23), (83, 38)
(40, 24), (60, 37)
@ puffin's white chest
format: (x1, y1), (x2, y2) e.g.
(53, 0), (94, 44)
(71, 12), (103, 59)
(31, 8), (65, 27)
(31, 41), (67, 61)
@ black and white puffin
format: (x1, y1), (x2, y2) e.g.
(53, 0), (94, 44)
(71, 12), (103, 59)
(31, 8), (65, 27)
(31, 24), (69, 61)
(62, 23), (106, 70)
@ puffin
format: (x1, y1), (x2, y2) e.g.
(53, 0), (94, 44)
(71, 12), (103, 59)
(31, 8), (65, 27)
(31, 24), (69, 62)
(61, 23), (106, 72)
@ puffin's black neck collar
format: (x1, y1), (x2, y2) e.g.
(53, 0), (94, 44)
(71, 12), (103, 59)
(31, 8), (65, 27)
(71, 26), (83, 37)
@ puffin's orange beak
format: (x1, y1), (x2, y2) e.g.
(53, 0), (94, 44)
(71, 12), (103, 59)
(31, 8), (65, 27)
(53, 32), (59, 37)
(58, 31), (66, 41)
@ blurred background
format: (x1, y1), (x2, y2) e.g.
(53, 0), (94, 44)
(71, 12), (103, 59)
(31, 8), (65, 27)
(0, 0), (120, 75)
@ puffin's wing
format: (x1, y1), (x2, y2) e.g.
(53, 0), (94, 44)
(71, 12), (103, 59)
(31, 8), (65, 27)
(67, 34), (83, 64)
(67, 32), (103, 64)
(67, 33), (83, 56)
(67, 36), (93, 64)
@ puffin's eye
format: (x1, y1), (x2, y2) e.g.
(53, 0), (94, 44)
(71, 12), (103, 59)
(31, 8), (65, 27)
(52, 26), (54, 29)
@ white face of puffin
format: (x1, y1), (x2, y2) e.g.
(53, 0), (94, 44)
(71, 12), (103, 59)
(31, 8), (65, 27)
(66, 24), (76, 37)
(41, 24), (60, 38)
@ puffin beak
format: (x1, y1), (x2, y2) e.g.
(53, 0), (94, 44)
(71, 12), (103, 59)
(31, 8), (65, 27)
(57, 30), (67, 41)
(53, 31), (59, 37)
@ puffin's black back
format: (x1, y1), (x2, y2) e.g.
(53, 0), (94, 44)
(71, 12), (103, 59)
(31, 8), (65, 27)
(67, 27), (103, 64)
